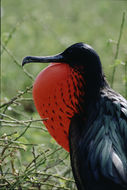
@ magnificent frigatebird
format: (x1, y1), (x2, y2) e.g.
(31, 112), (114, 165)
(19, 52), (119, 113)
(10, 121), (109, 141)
(22, 43), (127, 190)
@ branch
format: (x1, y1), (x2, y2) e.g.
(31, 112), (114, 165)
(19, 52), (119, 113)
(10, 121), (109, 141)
(1, 43), (34, 81)
(111, 11), (126, 87)
(0, 85), (33, 109)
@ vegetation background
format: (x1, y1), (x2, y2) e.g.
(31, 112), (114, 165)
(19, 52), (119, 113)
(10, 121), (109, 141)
(1, 0), (127, 189)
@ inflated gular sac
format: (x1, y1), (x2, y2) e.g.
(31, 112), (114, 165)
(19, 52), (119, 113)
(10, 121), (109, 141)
(33, 63), (85, 151)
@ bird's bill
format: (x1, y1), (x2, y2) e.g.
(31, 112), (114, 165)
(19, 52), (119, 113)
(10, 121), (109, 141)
(22, 53), (65, 66)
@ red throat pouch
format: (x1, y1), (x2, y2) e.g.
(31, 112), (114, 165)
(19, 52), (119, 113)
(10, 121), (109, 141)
(33, 63), (84, 152)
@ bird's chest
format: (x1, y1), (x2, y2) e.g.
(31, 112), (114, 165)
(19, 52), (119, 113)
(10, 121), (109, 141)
(33, 63), (85, 151)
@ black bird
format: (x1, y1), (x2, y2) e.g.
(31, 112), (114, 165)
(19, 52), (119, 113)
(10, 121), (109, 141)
(22, 43), (127, 190)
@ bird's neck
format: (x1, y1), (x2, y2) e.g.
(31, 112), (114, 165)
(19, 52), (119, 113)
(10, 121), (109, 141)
(76, 66), (109, 118)
(74, 58), (108, 101)
(85, 72), (108, 100)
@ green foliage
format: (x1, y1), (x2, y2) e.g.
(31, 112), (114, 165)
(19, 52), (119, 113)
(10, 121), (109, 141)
(1, 0), (127, 189)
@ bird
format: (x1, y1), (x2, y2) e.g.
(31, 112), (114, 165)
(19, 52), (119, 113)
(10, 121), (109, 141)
(22, 42), (127, 190)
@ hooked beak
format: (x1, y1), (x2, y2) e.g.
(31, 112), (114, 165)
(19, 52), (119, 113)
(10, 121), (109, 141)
(22, 53), (65, 66)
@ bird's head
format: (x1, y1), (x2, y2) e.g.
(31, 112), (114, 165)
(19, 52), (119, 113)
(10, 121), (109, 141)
(22, 43), (105, 87)
(22, 42), (101, 70)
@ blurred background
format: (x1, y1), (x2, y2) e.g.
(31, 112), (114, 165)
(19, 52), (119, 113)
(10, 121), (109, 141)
(1, 0), (127, 189)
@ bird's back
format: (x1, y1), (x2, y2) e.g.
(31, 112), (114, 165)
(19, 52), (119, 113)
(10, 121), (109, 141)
(69, 87), (127, 190)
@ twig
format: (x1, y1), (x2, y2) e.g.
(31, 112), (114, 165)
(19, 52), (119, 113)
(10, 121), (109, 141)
(32, 147), (41, 190)
(1, 118), (47, 124)
(111, 11), (125, 87)
(0, 139), (38, 147)
(0, 121), (32, 156)
(0, 145), (25, 150)
(25, 148), (62, 174)
(27, 180), (71, 190)
(0, 85), (33, 109)
(1, 22), (20, 55)
(1, 15), (30, 56)
(15, 98), (33, 102)
(31, 171), (75, 183)
(1, 123), (46, 131)
(14, 120), (32, 141)
(1, 43), (34, 81)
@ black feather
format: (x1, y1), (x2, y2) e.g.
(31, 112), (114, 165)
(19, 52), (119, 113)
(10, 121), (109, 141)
(69, 87), (127, 190)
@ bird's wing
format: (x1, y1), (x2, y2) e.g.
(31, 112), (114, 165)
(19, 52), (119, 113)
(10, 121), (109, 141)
(69, 93), (127, 190)
(69, 114), (87, 190)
